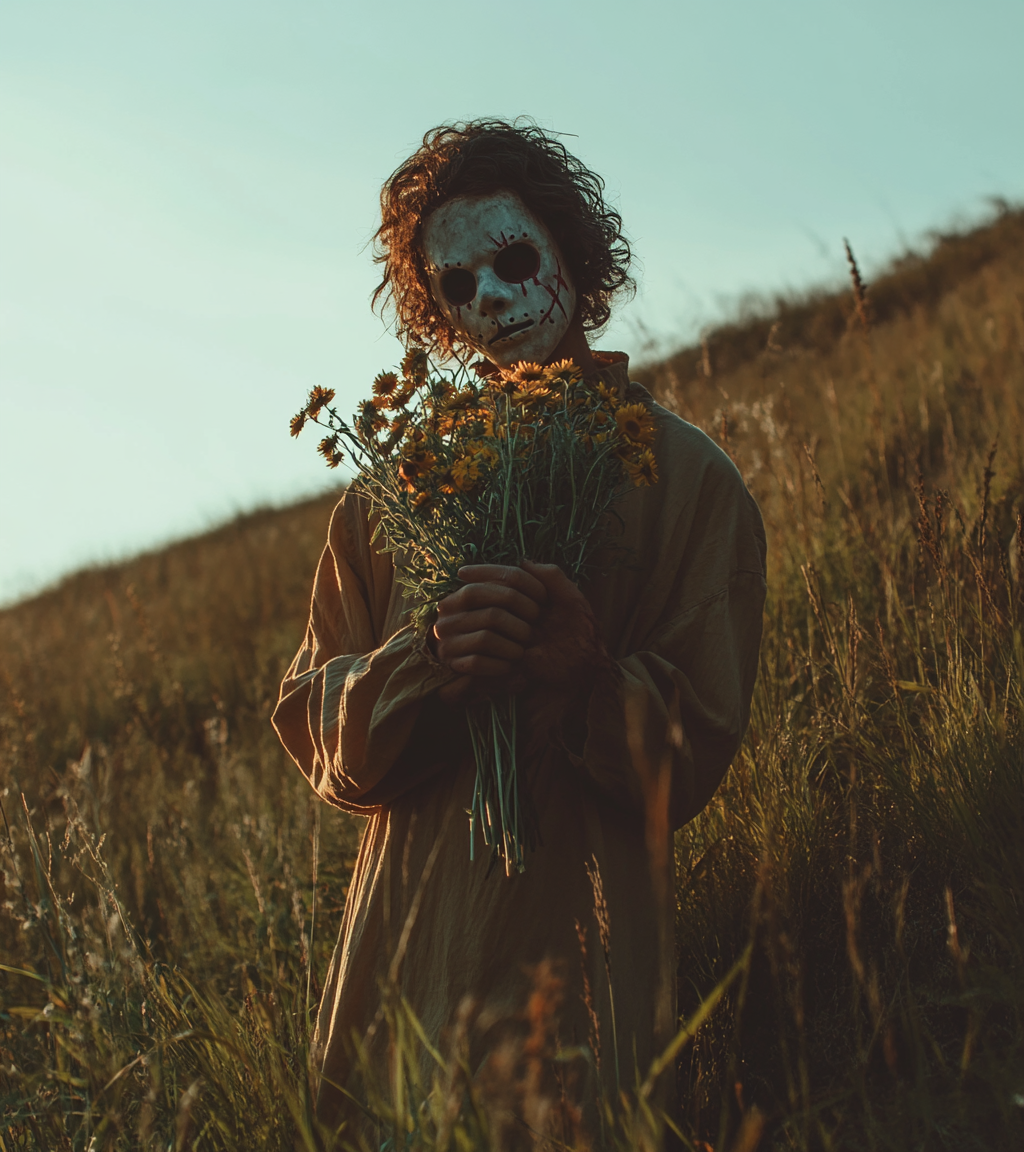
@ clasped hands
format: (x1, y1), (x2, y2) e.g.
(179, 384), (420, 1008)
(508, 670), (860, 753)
(432, 561), (606, 705)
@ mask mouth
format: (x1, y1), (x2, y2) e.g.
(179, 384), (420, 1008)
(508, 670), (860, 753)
(488, 318), (535, 345)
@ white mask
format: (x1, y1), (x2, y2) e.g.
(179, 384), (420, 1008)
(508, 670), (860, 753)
(422, 190), (577, 369)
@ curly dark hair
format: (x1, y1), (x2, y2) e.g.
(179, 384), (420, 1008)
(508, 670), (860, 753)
(372, 119), (633, 356)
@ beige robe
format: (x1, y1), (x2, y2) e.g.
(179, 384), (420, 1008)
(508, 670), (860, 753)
(273, 355), (766, 1137)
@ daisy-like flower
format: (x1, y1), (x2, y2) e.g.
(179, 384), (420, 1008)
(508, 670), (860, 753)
(357, 400), (388, 434)
(397, 452), (436, 492)
(382, 415), (410, 453)
(450, 454), (482, 492)
(505, 361), (546, 385)
(543, 359), (582, 389)
(448, 411), (490, 441)
(317, 434), (340, 459)
(490, 375), (520, 397)
(391, 384), (417, 409)
(443, 388), (480, 412)
(615, 402), (656, 446)
(625, 448), (658, 487)
(402, 347), (429, 383)
(432, 414), (457, 438)
(306, 386), (336, 418)
(289, 411), (307, 437)
(512, 379), (554, 408)
(410, 490), (433, 512)
(467, 440), (499, 469)
(373, 371), (399, 397)
(595, 381), (623, 410)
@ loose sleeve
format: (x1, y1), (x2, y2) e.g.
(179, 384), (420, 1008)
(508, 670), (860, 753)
(272, 492), (454, 813)
(575, 472), (767, 830)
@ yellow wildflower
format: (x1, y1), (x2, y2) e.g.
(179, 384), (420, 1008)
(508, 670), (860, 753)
(625, 448), (659, 487)
(450, 454), (482, 492)
(402, 347), (429, 383)
(357, 400), (388, 434)
(371, 376), (417, 412)
(467, 440), (499, 469)
(372, 371), (399, 397)
(615, 402), (656, 446)
(400, 427), (428, 453)
(596, 381), (623, 410)
(289, 411), (306, 437)
(512, 380), (554, 408)
(306, 386), (335, 418)
(439, 389), (479, 426)
(397, 451), (436, 491)
(543, 359), (582, 389)
(449, 387), (480, 408)
(383, 415), (410, 452)
(506, 361), (546, 385)
(317, 435), (345, 468)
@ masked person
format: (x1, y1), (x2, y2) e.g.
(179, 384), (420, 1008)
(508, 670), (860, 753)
(273, 120), (767, 1141)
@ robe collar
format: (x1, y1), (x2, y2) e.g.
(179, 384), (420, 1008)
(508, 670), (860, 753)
(585, 350), (630, 391)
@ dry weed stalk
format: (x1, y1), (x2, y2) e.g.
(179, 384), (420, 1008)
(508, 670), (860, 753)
(584, 854), (620, 1098)
(843, 238), (872, 332)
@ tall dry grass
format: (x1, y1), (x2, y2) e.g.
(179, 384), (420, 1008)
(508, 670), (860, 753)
(3, 208), (1024, 1149)
(642, 217), (1024, 1149)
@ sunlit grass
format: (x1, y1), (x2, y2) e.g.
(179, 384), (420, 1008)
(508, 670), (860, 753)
(3, 209), (1024, 1148)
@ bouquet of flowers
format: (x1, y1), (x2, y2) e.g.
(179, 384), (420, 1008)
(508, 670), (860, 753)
(291, 350), (658, 875)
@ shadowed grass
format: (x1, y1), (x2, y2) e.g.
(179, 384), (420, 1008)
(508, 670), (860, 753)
(3, 208), (1024, 1148)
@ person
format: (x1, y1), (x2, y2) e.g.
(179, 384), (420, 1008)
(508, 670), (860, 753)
(272, 119), (767, 1142)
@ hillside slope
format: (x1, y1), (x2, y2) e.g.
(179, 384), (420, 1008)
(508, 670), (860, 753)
(2, 206), (1023, 1150)
(1, 492), (341, 773)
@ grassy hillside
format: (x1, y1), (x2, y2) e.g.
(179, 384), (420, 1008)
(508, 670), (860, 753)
(3, 206), (1024, 1149)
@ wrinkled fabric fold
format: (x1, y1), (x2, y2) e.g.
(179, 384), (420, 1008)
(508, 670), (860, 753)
(273, 495), (455, 812)
(580, 567), (767, 827)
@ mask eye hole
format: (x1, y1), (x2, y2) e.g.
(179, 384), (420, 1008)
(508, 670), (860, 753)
(440, 268), (476, 307)
(493, 242), (540, 284)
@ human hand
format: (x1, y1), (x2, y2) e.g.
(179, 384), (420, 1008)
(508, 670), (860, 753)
(517, 560), (608, 688)
(433, 564), (546, 703)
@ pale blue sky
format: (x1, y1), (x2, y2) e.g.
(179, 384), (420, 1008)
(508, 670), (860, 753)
(2, 0), (1022, 603)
